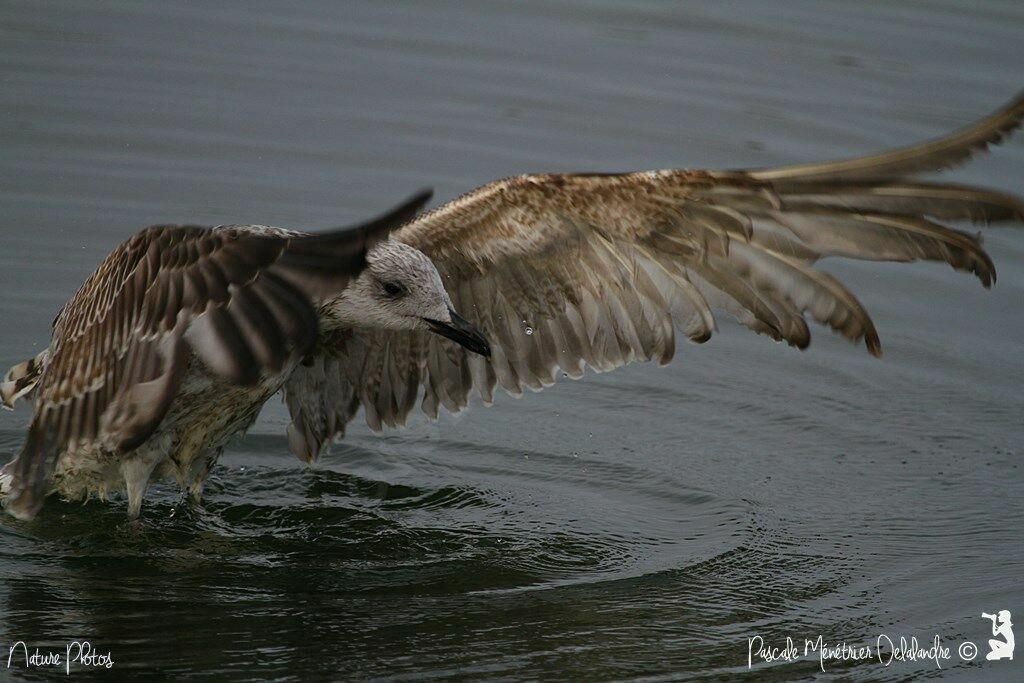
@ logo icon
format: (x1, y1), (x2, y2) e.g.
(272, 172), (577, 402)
(982, 611), (1014, 661)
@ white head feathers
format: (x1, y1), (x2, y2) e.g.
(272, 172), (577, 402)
(320, 240), (454, 331)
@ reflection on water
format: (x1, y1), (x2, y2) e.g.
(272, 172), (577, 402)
(1, 0), (1023, 680)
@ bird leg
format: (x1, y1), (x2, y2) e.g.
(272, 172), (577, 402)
(185, 447), (222, 505)
(121, 451), (162, 519)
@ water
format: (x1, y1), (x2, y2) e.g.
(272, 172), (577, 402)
(1, 1), (1022, 680)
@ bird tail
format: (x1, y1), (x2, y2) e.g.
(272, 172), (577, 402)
(1, 350), (48, 410)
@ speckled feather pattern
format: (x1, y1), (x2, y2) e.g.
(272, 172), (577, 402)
(2, 193), (431, 519)
(348, 92), (1024, 432)
(4, 92), (1024, 519)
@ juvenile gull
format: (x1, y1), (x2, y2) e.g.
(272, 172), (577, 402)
(0, 191), (490, 519)
(4, 91), (1024, 520)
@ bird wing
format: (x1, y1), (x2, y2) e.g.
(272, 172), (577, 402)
(747, 90), (1024, 183)
(6, 191), (430, 519)
(282, 92), (1024, 462)
(1, 349), (48, 410)
(282, 330), (365, 463)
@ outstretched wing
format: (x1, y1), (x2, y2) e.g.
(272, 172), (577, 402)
(283, 92), (1024, 461)
(6, 191), (431, 519)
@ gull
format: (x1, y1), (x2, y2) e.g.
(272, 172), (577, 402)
(3, 91), (1023, 520)
(0, 192), (489, 520)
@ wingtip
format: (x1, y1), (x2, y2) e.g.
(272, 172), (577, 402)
(409, 187), (434, 209)
(748, 88), (1024, 183)
(315, 187), (435, 241)
(359, 188), (434, 237)
(998, 87), (1024, 118)
(866, 333), (883, 358)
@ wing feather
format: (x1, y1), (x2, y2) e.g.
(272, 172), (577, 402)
(748, 89), (1024, 182)
(282, 93), (1023, 459)
(6, 191), (431, 519)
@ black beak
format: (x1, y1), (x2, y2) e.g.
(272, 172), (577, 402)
(424, 309), (491, 357)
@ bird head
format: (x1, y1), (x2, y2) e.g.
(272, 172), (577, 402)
(322, 240), (491, 357)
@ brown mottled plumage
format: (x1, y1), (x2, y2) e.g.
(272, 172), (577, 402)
(284, 91), (1024, 452)
(1, 192), (432, 519)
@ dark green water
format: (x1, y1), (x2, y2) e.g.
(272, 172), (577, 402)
(1, 1), (1022, 680)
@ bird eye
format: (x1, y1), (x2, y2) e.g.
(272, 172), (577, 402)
(382, 281), (404, 296)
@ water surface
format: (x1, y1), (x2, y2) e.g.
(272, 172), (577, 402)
(1, 1), (1022, 680)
